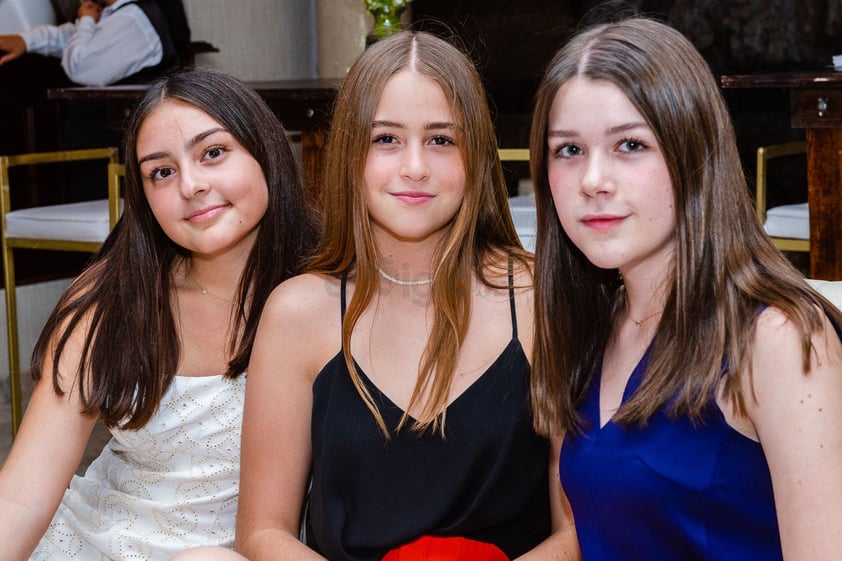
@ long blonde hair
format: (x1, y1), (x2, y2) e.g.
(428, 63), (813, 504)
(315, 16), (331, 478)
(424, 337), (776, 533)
(309, 31), (529, 436)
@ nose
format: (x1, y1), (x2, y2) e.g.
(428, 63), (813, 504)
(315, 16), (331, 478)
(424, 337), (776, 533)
(178, 164), (210, 199)
(579, 152), (614, 197)
(399, 142), (430, 182)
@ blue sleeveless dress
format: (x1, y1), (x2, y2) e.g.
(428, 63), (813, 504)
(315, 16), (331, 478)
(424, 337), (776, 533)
(307, 272), (551, 561)
(560, 350), (782, 560)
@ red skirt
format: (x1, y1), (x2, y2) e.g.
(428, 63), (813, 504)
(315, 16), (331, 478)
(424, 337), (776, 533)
(381, 536), (510, 561)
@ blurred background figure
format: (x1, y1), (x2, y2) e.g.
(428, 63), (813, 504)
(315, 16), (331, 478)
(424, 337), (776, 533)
(0, 0), (190, 159)
(0, 0), (191, 209)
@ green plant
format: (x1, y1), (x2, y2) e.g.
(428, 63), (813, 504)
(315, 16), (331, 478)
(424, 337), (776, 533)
(364, 0), (413, 40)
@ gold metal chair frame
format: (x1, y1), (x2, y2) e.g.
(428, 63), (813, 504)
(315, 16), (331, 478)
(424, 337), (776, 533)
(0, 148), (122, 436)
(497, 148), (530, 162)
(755, 141), (809, 253)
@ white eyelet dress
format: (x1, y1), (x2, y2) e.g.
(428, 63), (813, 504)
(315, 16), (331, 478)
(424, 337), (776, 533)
(30, 374), (246, 561)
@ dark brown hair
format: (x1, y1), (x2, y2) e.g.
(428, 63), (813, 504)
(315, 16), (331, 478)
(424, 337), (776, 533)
(32, 67), (318, 429)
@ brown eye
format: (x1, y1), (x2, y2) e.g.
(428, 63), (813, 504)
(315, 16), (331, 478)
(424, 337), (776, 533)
(151, 167), (175, 181)
(203, 145), (228, 161)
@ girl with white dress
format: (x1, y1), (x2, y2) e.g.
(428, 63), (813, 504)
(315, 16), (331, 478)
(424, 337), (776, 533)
(0, 67), (318, 560)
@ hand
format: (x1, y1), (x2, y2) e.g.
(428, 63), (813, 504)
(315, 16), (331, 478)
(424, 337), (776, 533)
(0, 34), (26, 65)
(77, 0), (104, 22)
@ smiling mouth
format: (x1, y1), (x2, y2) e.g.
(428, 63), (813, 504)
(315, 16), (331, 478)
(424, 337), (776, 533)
(391, 192), (434, 205)
(188, 204), (228, 222)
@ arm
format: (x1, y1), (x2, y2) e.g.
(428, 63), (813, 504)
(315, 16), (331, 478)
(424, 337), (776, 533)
(748, 308), (842, 561)
(0, 324), (98, 559)
(236, 276), (333, 560)
(514, 435), (581, 561)
(0, 35), (26, 65)
(14, 0), (97, 61)
(61, 2), (162, 86)
(10, 21), (75, 60)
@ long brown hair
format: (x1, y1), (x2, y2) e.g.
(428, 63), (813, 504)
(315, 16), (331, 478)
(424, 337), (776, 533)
(31, 67), (318, 429)
(529, 17), (842, 435)
(309, 30), (529, 435)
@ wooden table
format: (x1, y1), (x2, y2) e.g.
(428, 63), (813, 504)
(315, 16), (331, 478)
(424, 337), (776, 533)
(47, 79), (341, 195)
(721, 69), (842, 280)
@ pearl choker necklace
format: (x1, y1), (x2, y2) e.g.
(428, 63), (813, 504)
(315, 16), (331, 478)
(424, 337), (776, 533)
(377, 267), (433, 286)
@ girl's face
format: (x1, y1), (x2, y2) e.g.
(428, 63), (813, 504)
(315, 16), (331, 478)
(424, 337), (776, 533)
(363, 71), (466, 249)
(136, 100), (269, 260)
(546, 77), (676, 283)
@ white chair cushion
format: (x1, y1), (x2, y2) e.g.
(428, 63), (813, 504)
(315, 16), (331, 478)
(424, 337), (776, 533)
(764, 202), (809, 240)
(807, 279), (842, 312)
(5, 199), (117, 243)
(508, 194), (536, 253)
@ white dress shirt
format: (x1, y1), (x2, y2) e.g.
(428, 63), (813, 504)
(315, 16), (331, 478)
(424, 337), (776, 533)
(21, 0), (162, 86)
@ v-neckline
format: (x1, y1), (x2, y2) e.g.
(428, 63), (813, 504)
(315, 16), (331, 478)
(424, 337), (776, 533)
(353, 338), (521, 424)
(596, 345), (651, 430)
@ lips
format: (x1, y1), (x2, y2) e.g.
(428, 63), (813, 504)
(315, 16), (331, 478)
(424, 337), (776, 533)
(187, 204), (228, 223)
(391, 191), (435, 205)
(581, 214), (626, 231)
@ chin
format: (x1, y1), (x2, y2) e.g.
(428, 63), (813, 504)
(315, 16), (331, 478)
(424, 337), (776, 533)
(378, 222), (452, 244)
(589, 260), (623, 271)
(578, 251), (624, 271)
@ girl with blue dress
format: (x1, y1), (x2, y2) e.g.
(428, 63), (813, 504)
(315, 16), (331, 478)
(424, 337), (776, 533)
(529, 16), (842, 561)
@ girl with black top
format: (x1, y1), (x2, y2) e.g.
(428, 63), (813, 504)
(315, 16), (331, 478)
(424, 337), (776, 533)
(176, 31), (579, 561)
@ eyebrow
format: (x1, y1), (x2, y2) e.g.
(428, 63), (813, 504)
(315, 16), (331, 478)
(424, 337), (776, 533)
(371, 120), (457, 130)
(137, 127), (228, 166)
(547, 121), (649, 138)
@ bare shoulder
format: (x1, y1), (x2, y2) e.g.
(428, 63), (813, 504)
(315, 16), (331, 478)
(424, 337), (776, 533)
(752, 304), (840, 366)
(255, 273), (342, 378)
(746, 304), (842, 428)
(260, 273), (342, 346)
(264, 273), (341, 320)
(753, 305), (794, 332)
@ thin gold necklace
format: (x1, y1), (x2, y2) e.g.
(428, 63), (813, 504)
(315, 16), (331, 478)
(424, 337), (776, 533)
(623, 293), (661, 327)
(188, 269), (236, 305)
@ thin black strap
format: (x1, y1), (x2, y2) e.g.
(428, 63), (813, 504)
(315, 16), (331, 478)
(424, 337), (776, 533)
(508, 257), (517, 340)
(338, 272), (348, 355)
(340, 271), (348, 322)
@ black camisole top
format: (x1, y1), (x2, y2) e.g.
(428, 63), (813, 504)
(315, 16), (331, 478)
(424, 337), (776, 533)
(306, 272), (551, 561)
